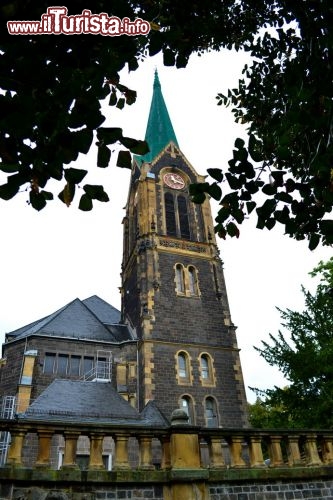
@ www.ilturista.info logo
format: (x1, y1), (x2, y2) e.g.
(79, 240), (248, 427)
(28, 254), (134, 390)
(7, 6), (151, 36)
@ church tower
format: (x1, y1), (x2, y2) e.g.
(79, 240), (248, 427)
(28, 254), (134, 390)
(121, 71), (248, 427)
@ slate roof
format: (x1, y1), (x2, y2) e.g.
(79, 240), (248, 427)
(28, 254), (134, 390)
(6, 295), (132, 343)
(19, 379), (169, 427)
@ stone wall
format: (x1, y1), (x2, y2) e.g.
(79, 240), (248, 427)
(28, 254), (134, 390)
(209, 480), (333, 499)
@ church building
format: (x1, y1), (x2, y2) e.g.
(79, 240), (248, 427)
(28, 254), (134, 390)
(0, 71), (248, 461)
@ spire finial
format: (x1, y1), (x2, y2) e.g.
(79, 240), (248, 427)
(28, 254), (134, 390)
(153, 68), (160, 88)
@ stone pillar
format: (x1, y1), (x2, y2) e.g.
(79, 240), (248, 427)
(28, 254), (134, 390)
(139, 436), (154, 470)
(321, 435), (333, 464)
(6, 430), (25, 466)
(35, 430), (53, 467)
(208, 437), (225, 469)
(62, 432), (79, 468)
(168, 410), (208, 500)
(114, 434), (130, 470)
(229, 435), (246, 467)
(249, 435), (265, 467)
(304, 434), (322, 466)
(161, 436), (171, 470)
(287, 435), (303, 466)
(268, 435), (284, 467)
(88, 433), (104, 470)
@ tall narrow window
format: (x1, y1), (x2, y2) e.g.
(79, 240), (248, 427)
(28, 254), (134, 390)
(188, 266), (198, 295)
(69, 355), (81, 376)
(178, 353), (187, 378)
(180, 395), (194, 424)
(83, 356), (94, 377)
(200, 355), (209, 379)
(57, 354), (68, 375)
(44, 353), (56, 374)
(177, 195), (190, 239)
(165, 193), (177, 236)
(175, 264), (185, 293)
(205, 397), (218, 427)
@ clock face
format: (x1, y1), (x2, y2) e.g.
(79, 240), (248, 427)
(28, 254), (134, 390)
(163, 173), (185, 190)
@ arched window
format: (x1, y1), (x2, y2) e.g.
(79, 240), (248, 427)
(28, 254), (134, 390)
(175, 264), (185, 294)
(180, 395), (194, 424)
(205, 397), (218, 427)
(165, 193), (177, 237)
(200, 355), (209, 379)
(188, 266), (198, 295)
(177, 195), (190, 239)
(178, 352), (188, 378)
(199, 353), (214, 385)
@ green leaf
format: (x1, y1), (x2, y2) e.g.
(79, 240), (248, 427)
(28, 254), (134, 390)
(0, 182), (19, 200)
(117, 150), (132, 169)
(308, 233), (320, 251)
(83, 184), (109, 202)
(29, 190), (46, 211)
(265, 218), (276, 230)
(163, 48), (175, 66)
(275, 191), (293, 203)
(120, 137), (149, 155)
(0, 163), (20, 173)
(64, 168), (87, 184)
(262, 184), (277, 196)
(58, 182), (75, 207)
(96, 127), (123, 145)
(207, 168), (223, 183)
(109, 90), (117, 106)
(191, 192), (206, 204)
(97, 145), (111, 168)
(79, 193), (93, 211)
(225, 173), (242, 190)
(246, 201), (256, 214)
(226, 221), (240, 238)
(41, 190), (53, 201)
(208, 182), (222, 200)
(235, 137), (245, 149)
(248, 134), (264, 162)
(116, 98), (125, 110)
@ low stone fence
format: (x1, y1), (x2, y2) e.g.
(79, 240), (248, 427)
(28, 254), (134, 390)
(0, 415), (333, 499)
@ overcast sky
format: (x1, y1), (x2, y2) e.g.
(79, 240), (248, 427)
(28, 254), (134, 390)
(0, 50), (331, 402)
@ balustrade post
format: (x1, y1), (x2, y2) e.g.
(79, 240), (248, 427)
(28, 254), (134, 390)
(229, 435), (246, 468)
(208, 437), (225, 469)
(62, 432), (80, 468)
(320, 435), (333, 464)
(35, 430), (53, 467)
(161, 436), (171, 470)
(304, 433), (322, 466)
(6, 430), (25, 466)
(139, 435), (154, 470)
(268, 435), (284, 467)
(88, 433), (105, 470)
(114, 433), (130, 470)
(287, 435), (303, 466)
(249, 434), (265, 467)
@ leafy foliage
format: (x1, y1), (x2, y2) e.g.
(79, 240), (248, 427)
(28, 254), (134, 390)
(190, 1), (333, 247)
(251, 258), (333, 429)
(1, 1), (333, 242)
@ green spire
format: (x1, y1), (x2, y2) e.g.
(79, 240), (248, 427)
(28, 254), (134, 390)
(138, 69), (179, 164)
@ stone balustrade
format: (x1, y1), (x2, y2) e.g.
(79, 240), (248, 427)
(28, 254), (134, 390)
(1, 417), (333, 472)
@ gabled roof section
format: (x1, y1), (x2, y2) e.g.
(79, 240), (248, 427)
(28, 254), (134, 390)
(83, 295), (121, 324)
(6, 296), (132, 343)
(19, 380), (169, 427)
(137, 70), (179, 165)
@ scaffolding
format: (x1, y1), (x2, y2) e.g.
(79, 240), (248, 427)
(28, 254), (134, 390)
(82, 350), (112, 382)
(0, 395), (16, 466)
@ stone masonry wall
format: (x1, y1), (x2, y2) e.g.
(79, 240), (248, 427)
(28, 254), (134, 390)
(209, 479), (333, 499)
